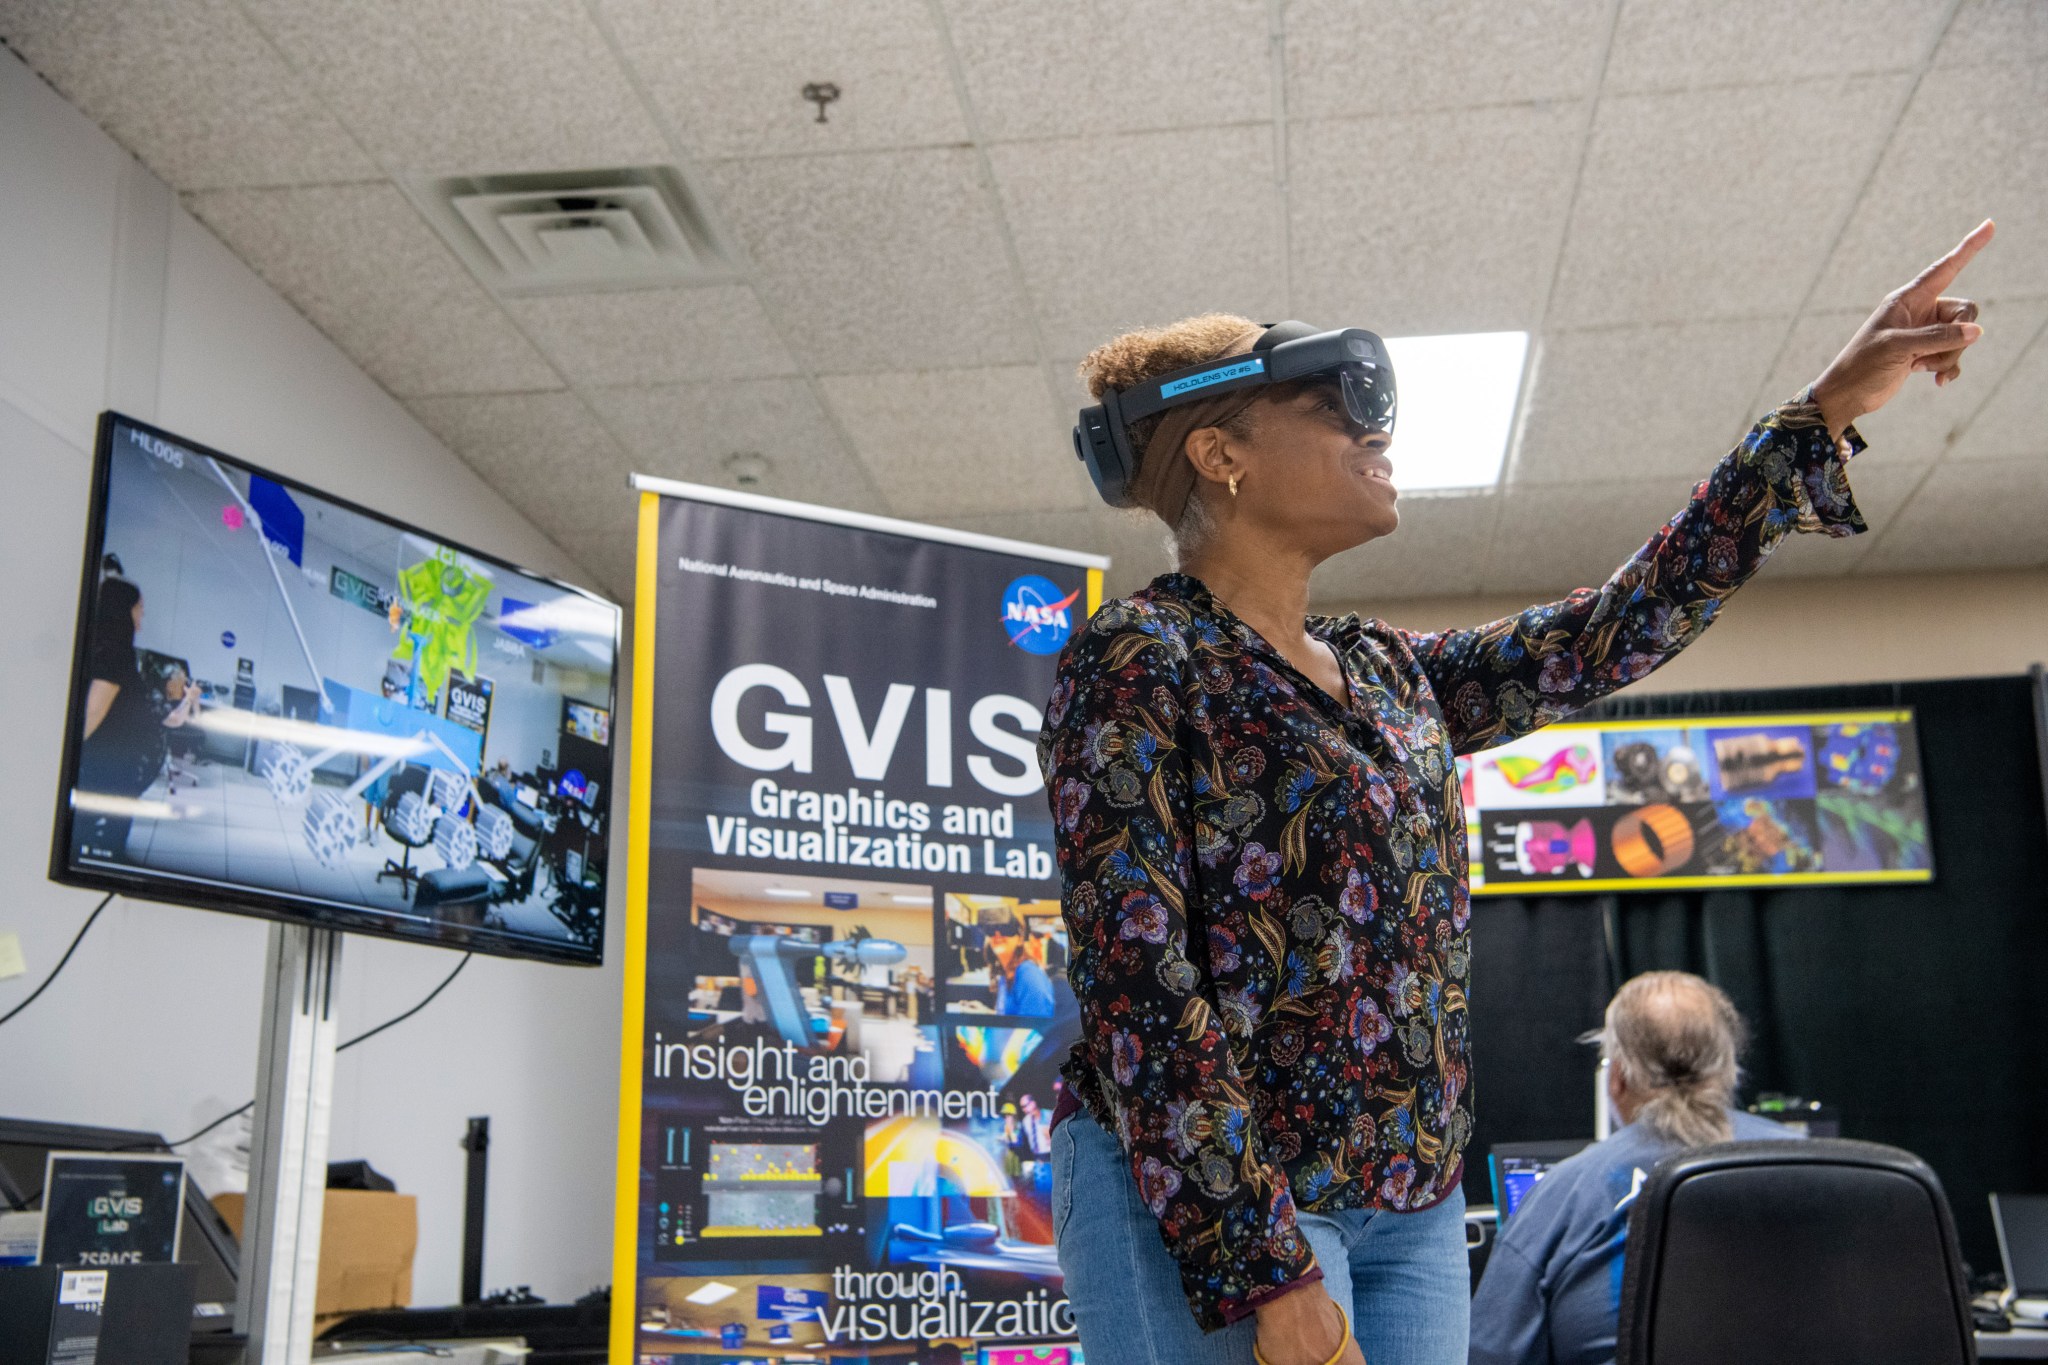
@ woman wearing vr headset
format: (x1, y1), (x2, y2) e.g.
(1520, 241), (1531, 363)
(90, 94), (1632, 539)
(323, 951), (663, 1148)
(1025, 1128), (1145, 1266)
(1036, 222), (1992, 1365)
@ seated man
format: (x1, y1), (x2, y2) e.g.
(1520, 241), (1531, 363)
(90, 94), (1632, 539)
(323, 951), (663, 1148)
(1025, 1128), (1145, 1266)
(986, 927), (1055, 1017)
(1469, 971), (1796, 1365)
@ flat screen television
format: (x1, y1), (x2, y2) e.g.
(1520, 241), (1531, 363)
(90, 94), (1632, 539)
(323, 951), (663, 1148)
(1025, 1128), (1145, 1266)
(49, 412), (620, 965)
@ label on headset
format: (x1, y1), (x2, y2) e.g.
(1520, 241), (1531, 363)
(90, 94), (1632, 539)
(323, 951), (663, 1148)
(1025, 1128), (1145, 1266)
(1159, 357), (1264, 398)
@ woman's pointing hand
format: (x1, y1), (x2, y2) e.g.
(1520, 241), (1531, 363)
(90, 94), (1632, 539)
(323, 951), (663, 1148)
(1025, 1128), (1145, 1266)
(1808, 219), (1994, 439)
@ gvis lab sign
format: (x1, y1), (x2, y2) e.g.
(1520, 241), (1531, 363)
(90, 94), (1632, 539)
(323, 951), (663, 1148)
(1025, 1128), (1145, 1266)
(1001, 574), (1081, 655)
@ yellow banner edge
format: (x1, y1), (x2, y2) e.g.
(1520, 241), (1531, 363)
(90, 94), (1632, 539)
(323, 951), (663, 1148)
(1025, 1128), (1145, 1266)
(610, 491), (661, 1360)
(1529, 708), (1914, 734)
(1473, 867), (1932, 895)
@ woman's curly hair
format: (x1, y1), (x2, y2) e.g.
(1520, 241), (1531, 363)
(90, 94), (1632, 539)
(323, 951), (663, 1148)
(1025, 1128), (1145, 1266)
(1077, 313), (1259, 400)
(1076, 314), (1261, 473)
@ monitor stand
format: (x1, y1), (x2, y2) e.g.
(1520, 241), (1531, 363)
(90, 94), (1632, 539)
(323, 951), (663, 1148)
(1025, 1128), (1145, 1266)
(234, 923), (343, 1363)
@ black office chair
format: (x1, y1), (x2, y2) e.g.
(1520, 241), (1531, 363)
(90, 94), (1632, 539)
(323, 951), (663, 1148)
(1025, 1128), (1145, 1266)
(414, 864), (494, 926)
(1617, 1138), (1976, 1365)
(491, 830), (541, 903)
(479, 771), (547, 838)
(375, 766), (434, 899)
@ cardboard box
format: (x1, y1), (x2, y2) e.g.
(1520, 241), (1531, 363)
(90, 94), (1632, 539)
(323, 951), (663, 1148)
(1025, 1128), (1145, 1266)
(214, 1189), (416, 1317)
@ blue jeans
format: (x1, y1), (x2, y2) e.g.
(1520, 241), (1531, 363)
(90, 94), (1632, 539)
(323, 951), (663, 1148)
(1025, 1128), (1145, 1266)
(1052, 1111), (1470, 1365)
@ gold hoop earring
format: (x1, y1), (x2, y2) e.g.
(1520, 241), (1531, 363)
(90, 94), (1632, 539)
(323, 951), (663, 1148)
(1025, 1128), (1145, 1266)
(1228, 474), (1240, 498)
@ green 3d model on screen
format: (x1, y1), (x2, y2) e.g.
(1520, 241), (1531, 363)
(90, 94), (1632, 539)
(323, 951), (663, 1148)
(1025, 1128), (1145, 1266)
(391, 546), (491, 710)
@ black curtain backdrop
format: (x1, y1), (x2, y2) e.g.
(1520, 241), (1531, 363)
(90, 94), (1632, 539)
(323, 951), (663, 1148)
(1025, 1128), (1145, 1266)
(1461, 672), (2048, 1276)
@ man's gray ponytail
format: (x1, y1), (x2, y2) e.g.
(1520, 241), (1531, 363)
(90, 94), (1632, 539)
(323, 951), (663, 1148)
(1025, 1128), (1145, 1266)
(1591, 971), (1747, 1148)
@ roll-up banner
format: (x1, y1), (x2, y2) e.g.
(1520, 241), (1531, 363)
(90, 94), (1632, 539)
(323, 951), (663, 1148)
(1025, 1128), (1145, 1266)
(614, 477), (1106, 1364)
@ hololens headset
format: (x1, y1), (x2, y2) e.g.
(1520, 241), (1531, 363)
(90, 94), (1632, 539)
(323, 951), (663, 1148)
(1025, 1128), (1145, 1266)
(1073, 321), (1397, 507)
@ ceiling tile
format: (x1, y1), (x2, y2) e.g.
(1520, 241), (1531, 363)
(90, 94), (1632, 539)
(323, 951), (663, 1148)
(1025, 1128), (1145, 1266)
(184, 182), (560, 396)
(1311, 492), (1500, 606)
(405, 389), (634, 585)
(1757, 457), (1925, 577)
(0, 0), (377, 189)
(1288, 102), (1583, 336)
(934, 506), (1172, 599)
(589, 378), (887, 513)
(561, 529), (638, 604)
(1949, 319), (2048, 462)
(1285, 0), (1606, 120)
(990, 126), (1284, 362)
(505, 285), (798, 388)
(1840, 457), (1942, 536)
(238, 0), (668, 174)
(1511, 317), (1787, 485)
(1605, 0), (1941, 93)
(938, 0), (1269, 142)
(818, 366), (1088, 520)
(1751, 529), (1855, 578)
(1550, 74), (1908, 329)
(1859, 457), (2048, 573)
(1478, 477), (1702, 595)
(1761, 299), (2048, 463)
(1934, 0), (2048, 69)
(1811, 62), (2048, 310)
(1754, 309), (1879, 419)
(599, 0), (966, 157)
(700, 149), (1034, 374)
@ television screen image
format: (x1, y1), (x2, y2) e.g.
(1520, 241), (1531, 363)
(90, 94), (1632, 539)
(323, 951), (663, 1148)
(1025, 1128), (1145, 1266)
(51, 413), (620, 965)
(943, 894), (1068, 1020)
(563, 698), (610, 746)
(633, 1271), (838, 1354)
(684, 868), (937, 1083)
(1460, 709), (1932, 895)
(1469, 732), (1608, 810)
(703, 1141), (823, 1237)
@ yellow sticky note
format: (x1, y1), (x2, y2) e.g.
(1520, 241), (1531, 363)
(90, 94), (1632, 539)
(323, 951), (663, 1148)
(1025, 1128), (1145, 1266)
(0, 931), (24, 981)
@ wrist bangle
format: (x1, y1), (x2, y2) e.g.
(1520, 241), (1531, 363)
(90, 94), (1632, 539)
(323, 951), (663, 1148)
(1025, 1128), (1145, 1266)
(1323, 1307), (1352, 1365)
(1252, 1302), (1352, 1365)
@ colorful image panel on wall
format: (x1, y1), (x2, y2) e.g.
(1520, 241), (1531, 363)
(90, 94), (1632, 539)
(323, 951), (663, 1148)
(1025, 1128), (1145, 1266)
(1811, 720), (1931, 873)
(1701, 724), (1818, 801)
(1470, 709), (1933, 894)
(1469, 733), (1607, 810)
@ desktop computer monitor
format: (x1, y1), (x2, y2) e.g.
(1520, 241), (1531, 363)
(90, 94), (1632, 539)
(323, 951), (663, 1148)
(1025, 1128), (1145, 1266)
(1992, 1193), (2048, 1300)
(1488, 1140), (1590, 1222)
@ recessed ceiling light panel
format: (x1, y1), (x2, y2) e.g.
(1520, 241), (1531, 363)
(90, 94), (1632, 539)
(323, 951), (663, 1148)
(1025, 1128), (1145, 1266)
(685, 1280), (738, 1305)
(1383, 331), (1529, 492)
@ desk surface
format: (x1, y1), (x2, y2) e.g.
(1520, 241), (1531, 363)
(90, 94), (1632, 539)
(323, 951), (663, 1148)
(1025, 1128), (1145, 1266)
(1979, 1327), (2048, 1358)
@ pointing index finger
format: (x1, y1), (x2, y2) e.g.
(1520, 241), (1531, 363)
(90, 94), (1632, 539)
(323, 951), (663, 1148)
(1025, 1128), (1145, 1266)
(1902, 219), (1995, 305)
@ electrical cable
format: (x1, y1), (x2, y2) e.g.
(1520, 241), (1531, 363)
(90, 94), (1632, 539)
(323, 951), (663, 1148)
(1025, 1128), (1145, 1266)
(330, 951), (471, 1058)
(4, 957), (475, 1211)
(160, 952), (474, 1150)
(0, 949), (481, 1213)
(162, 1098), (254, 1153)
(0, 893), (114, 1031)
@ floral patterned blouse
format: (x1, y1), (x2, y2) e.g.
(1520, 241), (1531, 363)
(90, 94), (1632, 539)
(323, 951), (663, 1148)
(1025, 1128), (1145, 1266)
(1036, 398), (1865, 1331)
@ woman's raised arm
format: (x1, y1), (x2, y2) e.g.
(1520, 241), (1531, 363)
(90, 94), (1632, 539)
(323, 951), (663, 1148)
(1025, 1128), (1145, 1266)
(1401, 221), (1993, 757)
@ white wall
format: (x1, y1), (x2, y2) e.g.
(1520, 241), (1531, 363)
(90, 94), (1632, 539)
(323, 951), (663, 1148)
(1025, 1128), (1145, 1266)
(0, 49), (629, 1308)
(1349, 566), (2048, 695)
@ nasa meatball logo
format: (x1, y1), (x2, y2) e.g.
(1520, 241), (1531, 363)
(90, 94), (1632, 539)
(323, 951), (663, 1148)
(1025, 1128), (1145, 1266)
(999, 574), (1081, 655)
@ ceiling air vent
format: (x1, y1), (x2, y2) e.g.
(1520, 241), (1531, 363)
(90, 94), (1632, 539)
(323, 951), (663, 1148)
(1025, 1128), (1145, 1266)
(401, 165), (739, 296)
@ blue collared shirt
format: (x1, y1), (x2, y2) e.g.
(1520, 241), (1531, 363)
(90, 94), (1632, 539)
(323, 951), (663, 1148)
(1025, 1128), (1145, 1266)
(1470, 1111), (1797, 1365)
